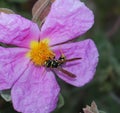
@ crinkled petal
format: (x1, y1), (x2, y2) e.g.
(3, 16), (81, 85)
(52, 39), (99, 87)
(0, 47), (29, 90)
(0, 13), (40, 47)
(11, 64), (60, 113)
(41, 0), (94, 46)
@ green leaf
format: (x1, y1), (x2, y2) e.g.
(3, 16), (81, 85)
(57, 93), (64, 109)
(99, 110), (107, 113)
(0, 8), (15, 14)
(8, 0), (28, 3)
(0, 90), (11, 102)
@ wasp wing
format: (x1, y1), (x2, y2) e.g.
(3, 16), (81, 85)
(58, 68), (76, 78)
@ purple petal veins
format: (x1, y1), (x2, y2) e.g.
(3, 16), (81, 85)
(0, 0), (98, 113)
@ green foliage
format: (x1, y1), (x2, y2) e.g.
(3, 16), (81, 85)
(0, 0), (31, 18)
(57, 93), (64, 109)
(8, 0), (29, 3)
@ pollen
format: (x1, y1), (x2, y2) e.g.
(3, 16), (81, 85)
(26, 38), (55, 66)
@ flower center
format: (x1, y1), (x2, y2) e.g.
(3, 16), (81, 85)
(27, 38), (55, 66)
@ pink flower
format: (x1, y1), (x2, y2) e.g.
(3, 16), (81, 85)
(0, 0), (98, 113)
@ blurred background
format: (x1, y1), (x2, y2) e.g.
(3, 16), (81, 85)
(0, 0), (120, 113)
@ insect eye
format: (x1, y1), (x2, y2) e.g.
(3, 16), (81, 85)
(59, 56), (65, 60)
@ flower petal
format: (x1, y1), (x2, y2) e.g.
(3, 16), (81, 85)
(11, 64), (60, 113)
(0, 13), (40, 47)
(52, 39), (99, 87)
(0, 47), (29, 90)
(41, 0), (94, 46)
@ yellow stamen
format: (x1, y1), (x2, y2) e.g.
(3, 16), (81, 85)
(26, 38), (55, 66)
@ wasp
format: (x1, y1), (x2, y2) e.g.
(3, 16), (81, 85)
(44, 54), (81, 78)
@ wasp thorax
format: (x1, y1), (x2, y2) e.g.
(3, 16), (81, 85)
(44, 54), (66, 68)
(26, 38), (55, 66)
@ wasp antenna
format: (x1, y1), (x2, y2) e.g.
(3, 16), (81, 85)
(53, 56), (55, 59)
(58, 46), (65, 57)
(65, 57), (82, 62)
